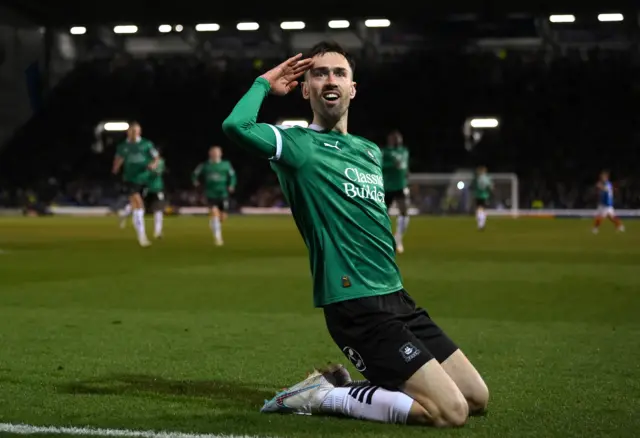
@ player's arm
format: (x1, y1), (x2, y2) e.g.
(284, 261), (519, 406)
(222, 54), (312, 167)
(228, 165), (237, 193)
(147, 144), (160, 170)
(192, 164), (202, 187)
(153, 159), (165, 175)
(112, 156), (124, 174)
(112, 144), (125, 174)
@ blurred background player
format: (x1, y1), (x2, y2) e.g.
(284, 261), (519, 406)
(593, 170), (625, 234)
(144, 147), (166, 239)
(192, 146), (236, 246)
(112, 121), (159, 247)
(118, 201), (132, 229)
(471, 166), (492, 230)
(382, 130), (410, 254)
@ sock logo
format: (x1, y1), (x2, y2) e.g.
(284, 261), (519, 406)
(342, 346), (366, 372)
(399, 342), (421, 363)
(348, 385), (379, 405)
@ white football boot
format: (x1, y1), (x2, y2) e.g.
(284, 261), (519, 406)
(260, 370), (334, 415)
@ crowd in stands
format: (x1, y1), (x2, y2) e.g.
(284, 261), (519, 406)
(1, 47), (638, 211)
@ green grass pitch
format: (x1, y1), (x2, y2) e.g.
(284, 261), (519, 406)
(0, 215), (638, 438)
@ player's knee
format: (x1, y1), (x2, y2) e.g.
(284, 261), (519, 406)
(397, 200), (408, 216)
(467, 381), (489, 414)
(409, 394), (468, 427)
(439, 393), (469, 427)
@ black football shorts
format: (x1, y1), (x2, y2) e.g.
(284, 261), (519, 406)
(323, 290), (458, 390)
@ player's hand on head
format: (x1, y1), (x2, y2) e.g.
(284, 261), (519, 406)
(260, 53), (312, 96)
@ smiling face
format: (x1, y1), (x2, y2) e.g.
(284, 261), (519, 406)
(302, 51), (356, 126)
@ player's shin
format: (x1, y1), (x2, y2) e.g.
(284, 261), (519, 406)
(154, 210), (163, 237)
(397, 215), (410, 238)
(608, 215), (624, 231)
(209, 210), (223, 244)
(320, 386), (414, 424)
(593, 216), (603, 232)
(476, 209), (486, 229)
(120, 204), (132, 218)
(132, 208), (148, 241)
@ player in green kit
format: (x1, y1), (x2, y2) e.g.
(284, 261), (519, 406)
(144, 148), (166, 239)
(382, 130), (410, 254)
(470, 166), (493, 230)
(112, 121), (159, 247)
(222, 42), (488, 428)
(192, 146), (236, 246)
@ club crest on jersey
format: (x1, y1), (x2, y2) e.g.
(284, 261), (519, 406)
(367, 149), (376, 163)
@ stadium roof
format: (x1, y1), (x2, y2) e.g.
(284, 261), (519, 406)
(4, 0), (637, 26)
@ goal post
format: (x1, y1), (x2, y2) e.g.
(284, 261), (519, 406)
(387, 171), (519, 216)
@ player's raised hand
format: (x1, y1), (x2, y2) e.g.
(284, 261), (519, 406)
(260, 53), (312, 96)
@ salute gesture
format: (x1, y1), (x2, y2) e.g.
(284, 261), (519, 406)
(260, 53), (313, 96)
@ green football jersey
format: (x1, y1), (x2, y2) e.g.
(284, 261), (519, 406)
(146, 158), (166, 193)
(382, 145), (410, 192)
(192, 160), (236, 199)
(115, 138), (158, 185)
(472, 174), (492, 200)
(222, 77), (403, 307)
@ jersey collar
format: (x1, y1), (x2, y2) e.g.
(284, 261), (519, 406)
(308, 123), (325, 132)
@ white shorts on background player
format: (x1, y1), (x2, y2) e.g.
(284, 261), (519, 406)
(597, 205), (615, 217)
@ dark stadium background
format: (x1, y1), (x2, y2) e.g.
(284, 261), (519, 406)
(0, 2), (638, 211)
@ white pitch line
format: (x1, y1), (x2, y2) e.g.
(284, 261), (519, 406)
(0, 423), (269, 438)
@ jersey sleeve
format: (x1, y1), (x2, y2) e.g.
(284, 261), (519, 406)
(115, 143), (126, 158)
(192, 164), (203, 183)
(227, 163), (237, 188)
(222, 77), (308, 168)
(155, 159), (165, 174)
(147, 142), (159, 159)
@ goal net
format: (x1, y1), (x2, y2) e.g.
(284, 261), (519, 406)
(388, 171), (519, 216)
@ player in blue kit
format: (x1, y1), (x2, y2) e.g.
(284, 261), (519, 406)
(592, 170), (625, 234)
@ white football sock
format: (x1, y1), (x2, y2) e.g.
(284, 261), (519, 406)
(320, 386), (413, 424)
(210, 217), (222, 239)
(120, 204), (132, 218)
(154, 211), (163, 236)
(476, 210), (486, 228)
(396, 215), (410, 238)
(132, 209), (147, 239)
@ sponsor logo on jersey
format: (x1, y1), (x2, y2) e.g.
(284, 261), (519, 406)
(343, 167), (385, 204)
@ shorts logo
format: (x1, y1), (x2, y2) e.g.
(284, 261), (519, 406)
(399, 342), (421, 363)
(342, 346), (366, 372)
(341, 275), (351, 288)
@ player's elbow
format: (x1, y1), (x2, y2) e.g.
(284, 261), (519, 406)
(222, 116), (242, 139)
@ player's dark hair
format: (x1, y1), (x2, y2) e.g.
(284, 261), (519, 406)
(306, 41), (356, 76)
